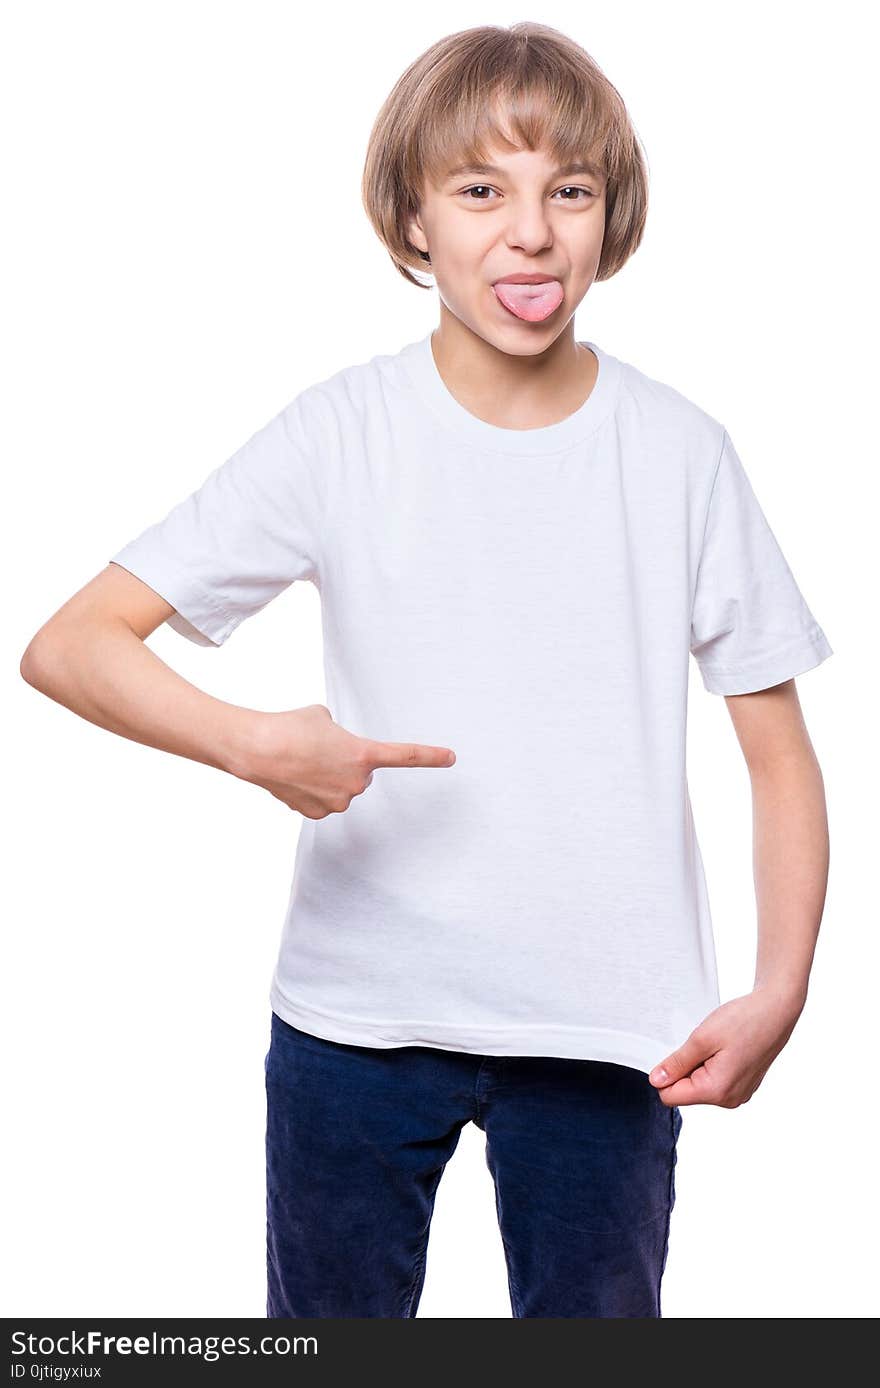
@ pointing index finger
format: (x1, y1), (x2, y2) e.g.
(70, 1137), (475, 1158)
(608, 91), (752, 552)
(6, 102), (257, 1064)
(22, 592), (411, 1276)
(363, 740), (456, 769)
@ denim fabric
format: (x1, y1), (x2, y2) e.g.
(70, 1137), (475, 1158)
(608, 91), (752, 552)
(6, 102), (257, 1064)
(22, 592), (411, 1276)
(265, 1010), (683, 1318)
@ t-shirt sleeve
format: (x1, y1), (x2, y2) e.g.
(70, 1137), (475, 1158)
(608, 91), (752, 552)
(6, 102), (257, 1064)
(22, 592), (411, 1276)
(108, 394), (323, 647)
(689, 429), (833, 695)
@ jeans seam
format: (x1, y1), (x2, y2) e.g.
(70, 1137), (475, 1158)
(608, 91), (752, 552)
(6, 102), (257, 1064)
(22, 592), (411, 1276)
(499, 1228), (524, 1318)
(486, 1139), (524, 1317)
(401, 1246), (428, 1318)
(657, 1106), (679, 1317)
(400, 1165), (445, 1317)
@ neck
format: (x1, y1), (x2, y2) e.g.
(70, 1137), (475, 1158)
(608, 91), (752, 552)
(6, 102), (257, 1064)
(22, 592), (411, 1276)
(430, 308), (597, 432)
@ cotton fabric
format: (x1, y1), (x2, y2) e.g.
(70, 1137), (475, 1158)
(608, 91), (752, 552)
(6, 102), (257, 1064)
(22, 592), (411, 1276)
(109, 331), (833, 1072)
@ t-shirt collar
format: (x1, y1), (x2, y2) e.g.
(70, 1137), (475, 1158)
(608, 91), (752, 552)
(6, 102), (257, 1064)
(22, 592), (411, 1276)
(400, 329), (622, 457)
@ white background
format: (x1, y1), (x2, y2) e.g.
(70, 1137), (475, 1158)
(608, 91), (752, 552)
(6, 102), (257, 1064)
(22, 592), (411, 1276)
(4, 1), (876, 1318)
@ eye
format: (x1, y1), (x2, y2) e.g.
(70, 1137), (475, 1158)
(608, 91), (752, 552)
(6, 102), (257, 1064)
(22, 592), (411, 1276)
(460, 185), (499, 201)
(552, 186), (596, 202)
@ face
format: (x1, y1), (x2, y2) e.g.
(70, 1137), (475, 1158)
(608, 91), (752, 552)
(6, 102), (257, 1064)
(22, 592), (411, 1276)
(408, 136), (607, 353)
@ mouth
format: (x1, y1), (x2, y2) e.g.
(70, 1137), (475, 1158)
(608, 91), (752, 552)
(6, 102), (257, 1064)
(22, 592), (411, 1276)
(491, 277), (564, 323)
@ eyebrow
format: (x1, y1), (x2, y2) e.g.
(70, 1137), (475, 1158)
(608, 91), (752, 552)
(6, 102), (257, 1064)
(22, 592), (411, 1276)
(444, 160), (606, 184)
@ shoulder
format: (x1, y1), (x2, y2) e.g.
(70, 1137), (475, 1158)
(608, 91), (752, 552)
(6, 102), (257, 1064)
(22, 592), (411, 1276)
(287, 345), (402, 442)
(613, 351), (726, 470)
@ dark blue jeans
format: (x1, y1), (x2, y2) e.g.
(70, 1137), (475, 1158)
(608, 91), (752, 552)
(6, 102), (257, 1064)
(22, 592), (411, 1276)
(265, 1011), (683, 1318)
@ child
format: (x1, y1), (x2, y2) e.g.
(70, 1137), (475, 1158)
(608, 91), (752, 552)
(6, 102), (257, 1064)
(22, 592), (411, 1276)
(21, 23), (832, 1318)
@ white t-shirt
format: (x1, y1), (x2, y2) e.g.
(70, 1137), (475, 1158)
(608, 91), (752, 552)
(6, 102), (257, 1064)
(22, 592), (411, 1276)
(109, 331), (833, 1074)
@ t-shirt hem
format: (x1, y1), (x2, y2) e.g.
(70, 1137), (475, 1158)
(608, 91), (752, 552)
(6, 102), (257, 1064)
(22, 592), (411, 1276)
(698, 626), (833, 695)
(269, 980), (669, 1075)
(109, 550), (239, 647)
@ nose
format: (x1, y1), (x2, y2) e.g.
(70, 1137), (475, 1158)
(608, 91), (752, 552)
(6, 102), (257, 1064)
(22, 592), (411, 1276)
(502, 201), (554, 256)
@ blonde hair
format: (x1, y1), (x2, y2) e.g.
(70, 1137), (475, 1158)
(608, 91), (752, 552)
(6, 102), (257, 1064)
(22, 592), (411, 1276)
(361, 21), (649, 290)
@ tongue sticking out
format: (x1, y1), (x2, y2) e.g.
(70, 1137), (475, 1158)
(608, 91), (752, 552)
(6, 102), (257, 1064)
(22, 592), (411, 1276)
(492, 280), (564, 322)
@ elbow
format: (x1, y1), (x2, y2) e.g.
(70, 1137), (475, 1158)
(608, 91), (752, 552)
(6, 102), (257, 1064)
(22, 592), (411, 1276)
(20, 642), (46, 690)
(20, 630), (62, 692)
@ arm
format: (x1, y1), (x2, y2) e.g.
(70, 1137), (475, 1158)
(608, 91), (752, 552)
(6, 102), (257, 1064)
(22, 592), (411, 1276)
(649, 678), (830, 1107)
(21, 562), (455, 815)
(735, 679), (829, 1007)
(20, 562), (262, 779)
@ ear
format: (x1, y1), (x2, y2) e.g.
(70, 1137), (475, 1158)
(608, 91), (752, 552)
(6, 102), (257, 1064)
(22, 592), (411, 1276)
(407, 212), (430, 261)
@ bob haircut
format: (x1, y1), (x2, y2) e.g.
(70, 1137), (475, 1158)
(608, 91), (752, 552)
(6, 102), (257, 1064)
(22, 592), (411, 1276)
(361, 21), (649, 290)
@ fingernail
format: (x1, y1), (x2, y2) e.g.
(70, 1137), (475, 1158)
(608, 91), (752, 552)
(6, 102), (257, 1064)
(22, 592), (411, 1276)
(651, 1067), (669, 1084)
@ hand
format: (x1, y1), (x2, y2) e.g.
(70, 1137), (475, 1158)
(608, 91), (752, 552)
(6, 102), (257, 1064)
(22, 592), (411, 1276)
(235, 703), (456, 819)
(647, 985), (806, 1108)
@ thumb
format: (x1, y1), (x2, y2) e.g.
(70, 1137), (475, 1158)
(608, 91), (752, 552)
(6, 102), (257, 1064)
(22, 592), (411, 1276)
(649, 1030), (709, 1087)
